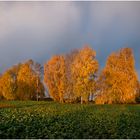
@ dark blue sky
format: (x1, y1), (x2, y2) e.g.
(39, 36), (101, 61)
(0, 2), (140, 78)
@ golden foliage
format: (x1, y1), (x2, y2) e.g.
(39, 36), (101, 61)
(44, 55), (66, 103)
(64, 49), (79, 102)
(95, 48), (139, 104)
(71, 45), (99, 103)
(44, 46), (99, 103)
(17, 60), (44, 100)
(0, 69), (18, 100)
(1, 46), (139, 104)
(0, 60), (44, 101)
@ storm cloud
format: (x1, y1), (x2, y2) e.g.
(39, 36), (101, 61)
(0, 2), (140, 78)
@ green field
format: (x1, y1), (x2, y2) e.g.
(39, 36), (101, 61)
(1, 101), (140, 139)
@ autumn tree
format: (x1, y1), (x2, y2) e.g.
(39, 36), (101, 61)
(95, 48), (139, 104)
(0, 60), (44, 101)
(64, 49), (79, 102)
(17, 59), (45, 100)
(27, 59), (44, 101)
(44, 55), (66, 103)
(44, 46), (98, 103)
(71, 45), (99, 104)
(0, 64), (20, 100)
(0, 74), (3, 100)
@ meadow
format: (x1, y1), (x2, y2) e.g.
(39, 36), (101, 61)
(1, 101), (140, 139)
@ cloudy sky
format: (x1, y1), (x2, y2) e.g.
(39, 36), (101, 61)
(0, 2), (140, 78)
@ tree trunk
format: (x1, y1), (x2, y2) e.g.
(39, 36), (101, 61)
(81, 96), (83, 104)
(60, 98), (64, 103)
(90, 93), (93, 101)
(37, 93), (39, 101)
(37, 78), (39, 101)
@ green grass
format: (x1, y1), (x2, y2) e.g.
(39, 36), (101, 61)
(1, 101), (140, 139)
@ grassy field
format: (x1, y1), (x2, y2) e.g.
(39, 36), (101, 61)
(1, 101), (140, 139)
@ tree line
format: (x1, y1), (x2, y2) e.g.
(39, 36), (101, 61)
(0, 45), (140, 104)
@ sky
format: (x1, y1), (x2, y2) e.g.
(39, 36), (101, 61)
(0, 2), (140, 78)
